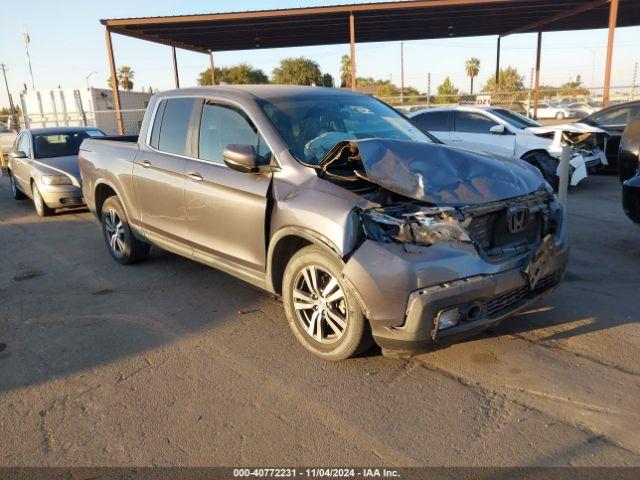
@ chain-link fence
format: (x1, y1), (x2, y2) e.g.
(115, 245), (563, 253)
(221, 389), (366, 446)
(378, 85), (637, 116)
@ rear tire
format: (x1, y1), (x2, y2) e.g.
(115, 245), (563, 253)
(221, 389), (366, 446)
(9, 171), (26, 200)
(32, 182), (53, 217)
(282, 245), (372, 361)
(101, 196), (150, 265)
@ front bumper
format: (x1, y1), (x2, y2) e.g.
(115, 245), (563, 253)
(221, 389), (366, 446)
(370, 262), (565, 354)
(38, 183), (84, 209)
(343, 216), (568, 354)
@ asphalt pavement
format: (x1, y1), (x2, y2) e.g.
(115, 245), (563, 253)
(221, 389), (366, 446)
(0, 173), (638, 467)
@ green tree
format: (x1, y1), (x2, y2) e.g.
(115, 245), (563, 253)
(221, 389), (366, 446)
(322, 73), (335, 88)
(481, 66), (525, 93)
(198, 63), (268, 85)
(435, 77), (459, 104)
(340, 54), (351, 88)
(272, 57), (323, 85)
(465, 57), (480, 94)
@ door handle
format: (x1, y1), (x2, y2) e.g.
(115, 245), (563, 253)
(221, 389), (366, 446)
(140, 160), (152, 168)
(186, 171), (203, 182)
(450, 137), (463, 142)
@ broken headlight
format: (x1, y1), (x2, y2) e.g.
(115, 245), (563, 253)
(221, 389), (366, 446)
(359, 206), (471, 246)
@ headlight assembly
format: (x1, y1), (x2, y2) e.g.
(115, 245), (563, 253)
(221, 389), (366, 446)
(41, 175), (72, 186)
(359, 205), (471, 246)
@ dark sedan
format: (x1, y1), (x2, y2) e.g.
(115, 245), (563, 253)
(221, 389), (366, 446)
(620, 117), (640, 224)
(579, 100), (640, 171)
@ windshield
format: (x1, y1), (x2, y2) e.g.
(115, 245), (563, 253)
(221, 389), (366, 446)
(33, 130), (104, 159)
(490, 108), (540, 129)
(258, 94), (434, 164)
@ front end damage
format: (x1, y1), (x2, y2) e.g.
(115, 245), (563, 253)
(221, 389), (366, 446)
(309, 139), (568, 354)
(525, 123), (607, 185)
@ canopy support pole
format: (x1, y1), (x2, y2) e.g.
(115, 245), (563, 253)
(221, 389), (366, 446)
(209, 51), (215, 85)
(533, 31), (542, 120)
(105, 28), (124, 135)
(172, 46), (180, 88)
(494, 36), (501, 94)
(603, 0), (619, 108)
(349, 13), (356, 91)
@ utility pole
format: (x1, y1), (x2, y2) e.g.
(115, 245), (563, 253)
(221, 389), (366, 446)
(631, 62), (638, 101)
(400, 42), (405, 105)
(1, 63), (16, 114)
(427, 72), (431, 109)
(22, 27), (35, 90)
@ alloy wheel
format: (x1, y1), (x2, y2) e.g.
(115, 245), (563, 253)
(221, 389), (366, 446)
(104, 208), (126, 255)
(33, 186), (43, 215)
(10, 174), (17, 197)
(292, 265), (348, 344)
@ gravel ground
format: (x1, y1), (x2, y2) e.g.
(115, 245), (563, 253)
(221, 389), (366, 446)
(0, 173), (638, 467)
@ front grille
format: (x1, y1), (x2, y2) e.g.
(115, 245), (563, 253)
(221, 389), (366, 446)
(465, 192), (551, 257)
(59, 197), (83, 205)
(484, 273), (559, 319)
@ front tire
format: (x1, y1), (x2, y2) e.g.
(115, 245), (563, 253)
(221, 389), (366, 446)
(32, 182), (53, 217)
(522, 151), (560, 191)
(282, 245), (372, 361)
(101, 196), (150, 265)
(9, 171), (26, 200)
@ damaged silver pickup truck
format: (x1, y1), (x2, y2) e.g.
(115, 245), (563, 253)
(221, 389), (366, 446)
(79, 86), (568, 360)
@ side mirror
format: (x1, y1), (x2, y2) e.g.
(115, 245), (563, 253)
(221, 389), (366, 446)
(489, 124), (506, 135)
(223, 144), (259, 173)
(9, 150), (27, 159)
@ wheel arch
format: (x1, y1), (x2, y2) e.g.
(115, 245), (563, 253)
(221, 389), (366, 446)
(93, 180), (127, 222)
(266, 227), (344, 295)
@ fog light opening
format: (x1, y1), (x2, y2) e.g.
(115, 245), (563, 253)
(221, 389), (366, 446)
(466, 304), (482, 322)
(437, 307), (460, 330)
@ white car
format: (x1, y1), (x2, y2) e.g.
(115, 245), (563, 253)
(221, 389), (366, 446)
(530, 102), (583, 119)
(0, 122), (17, 153)
(408, 106), (607, 188)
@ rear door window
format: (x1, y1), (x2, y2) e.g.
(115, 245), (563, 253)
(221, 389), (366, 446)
(411, 111), (450, 132)
(156, 98), (197, 155)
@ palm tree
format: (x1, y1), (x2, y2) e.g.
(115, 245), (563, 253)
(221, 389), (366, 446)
(465, 57), (480, 95)
(117, 66), (134, 91)
(340, 55), (351, 88)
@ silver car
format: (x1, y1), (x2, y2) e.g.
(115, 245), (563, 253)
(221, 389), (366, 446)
(8, 127), (105, 216)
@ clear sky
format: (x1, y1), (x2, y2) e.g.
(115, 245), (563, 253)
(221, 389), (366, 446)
(1, 0), (639, 108)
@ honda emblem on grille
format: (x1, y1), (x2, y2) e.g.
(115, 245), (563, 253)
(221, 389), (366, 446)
(507, 206), (530, 233)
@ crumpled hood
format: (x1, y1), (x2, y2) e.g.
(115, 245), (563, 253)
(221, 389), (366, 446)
(524, 122), (605, 135)
(327, 139), (546, 206)
(33, 155), (81, 183)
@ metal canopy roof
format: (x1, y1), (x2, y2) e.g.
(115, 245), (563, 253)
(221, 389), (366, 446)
(101, 0), (640, 54)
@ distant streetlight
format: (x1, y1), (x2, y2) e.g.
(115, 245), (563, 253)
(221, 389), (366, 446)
(86, 71), (97, 88)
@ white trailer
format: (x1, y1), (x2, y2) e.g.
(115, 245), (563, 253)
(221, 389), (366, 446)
(19, 88), (152, 135)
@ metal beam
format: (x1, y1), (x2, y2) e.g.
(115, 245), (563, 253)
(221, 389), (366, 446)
(500, 0), (609, 37)
(102, 0), (517, 27)
(209, 51), (215, 85)
(603, 0), (619, 108)
(172, 46), (180, 88)
(105, 28), (124, 135)
(533, 31), (542, 119)
(494, 36), (501, 93)
(350, 13), (356, 91)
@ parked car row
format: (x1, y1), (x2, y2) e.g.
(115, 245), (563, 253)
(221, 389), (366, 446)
(408, 105), (606, 189)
